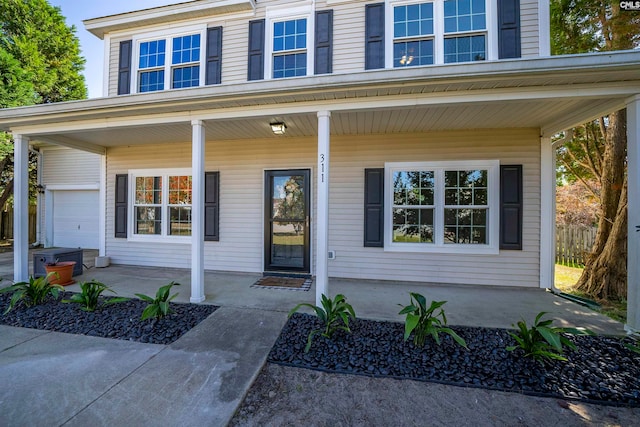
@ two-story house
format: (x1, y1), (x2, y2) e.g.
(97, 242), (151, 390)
(2, 0), (640, 332)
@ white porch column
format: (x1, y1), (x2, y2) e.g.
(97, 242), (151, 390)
(13, 135), (30, 282)
(98, 154), (107, 257)
(316, 111), (331, 306)
(190, 120), (206, 303)
(539, 137), (555, 289)
(627, 95), (640, 333)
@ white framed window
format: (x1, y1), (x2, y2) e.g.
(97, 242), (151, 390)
(132, 26), (206, 94)
(129, 169), (192, 241)
(386, 0), (496, 68)
(265, 5), (314, 79)
(384, 160), (499, 254)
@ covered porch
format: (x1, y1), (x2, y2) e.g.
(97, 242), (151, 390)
(0, 249), (626, 335)
(2, 51), (640, 332)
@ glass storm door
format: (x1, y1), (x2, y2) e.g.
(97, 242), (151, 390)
(264, 170), (310, 273)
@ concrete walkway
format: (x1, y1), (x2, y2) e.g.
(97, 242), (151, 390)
(0, 249), (627, 426)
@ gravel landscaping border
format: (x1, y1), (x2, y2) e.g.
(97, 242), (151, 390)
(268, 313), (640, 407)
(0, 292), (218, 345)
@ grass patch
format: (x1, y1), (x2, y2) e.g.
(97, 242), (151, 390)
(554, 264), (627, 323)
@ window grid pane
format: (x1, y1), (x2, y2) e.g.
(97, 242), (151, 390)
(444, 35), (486, 63)
(393, 3), (434, 38)
(134, 176), (162, 235)
(394, 40), (434, 67)
(172, 34), (201, 65)
(168, 175), (192, 236)
(443, 0), (486, 33)
(392, 171), (435, 243)
(273, 53), (307, 79)
(139, 70), (165, 92)
(273, 18), (307, 52)
(443, 169), (488, 244)
(172, 65), (200, 89)
(139, 40), (166, 69)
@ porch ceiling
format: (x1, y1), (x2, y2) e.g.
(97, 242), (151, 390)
(0, 50), (638, 149)
(30, 97), (626, 148)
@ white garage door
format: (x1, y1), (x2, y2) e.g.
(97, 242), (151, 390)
(53, 190), (99, 249)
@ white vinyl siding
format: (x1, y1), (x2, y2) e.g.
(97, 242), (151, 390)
(105, 0), (541, 94)
(520, 0), (539, 57)
(329, 129), (540, 287)
(105, 128), (540, 287)
(42, 147), (101, 184)
(332, 1), (367, 73)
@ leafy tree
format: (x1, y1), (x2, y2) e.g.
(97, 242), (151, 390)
(0, 0), (87, 211)
(552, 0), (639, 300)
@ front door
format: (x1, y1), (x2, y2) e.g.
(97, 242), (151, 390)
(264, 170), (310, 273)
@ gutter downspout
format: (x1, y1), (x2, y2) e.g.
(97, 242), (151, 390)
(547, 129), (572, 295)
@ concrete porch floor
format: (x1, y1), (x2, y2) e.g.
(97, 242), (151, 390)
(0, 249), (625, 335)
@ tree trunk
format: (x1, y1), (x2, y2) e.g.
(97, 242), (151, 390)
(575, 109), (627, 300)
(0, 178), (13, 211)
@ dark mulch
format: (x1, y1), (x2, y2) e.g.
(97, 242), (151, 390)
(268, 313), (640, 407)
(0, 292), (217, 345)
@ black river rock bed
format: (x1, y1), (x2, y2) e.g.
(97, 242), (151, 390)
(268, 313), (640, 407)
(0, 291), (217, 345)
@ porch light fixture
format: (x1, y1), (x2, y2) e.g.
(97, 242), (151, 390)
(270, 122), (287, 135)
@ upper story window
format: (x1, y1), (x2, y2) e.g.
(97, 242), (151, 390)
(393, 3), (434, 67)
(443, 0), (486, 63)
(264, 5), (314, 80)
(385, 160), (499, 254)
(272, 19), (307, 78)
(134, 30), (204, 94)
(172, 34), (201, 88)
(139, 40), (166, 92)
(386, 0), (491, 68)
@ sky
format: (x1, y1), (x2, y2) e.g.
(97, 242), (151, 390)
(49, 1), (192, 98)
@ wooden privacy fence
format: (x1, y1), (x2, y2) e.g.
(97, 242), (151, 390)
(0, 206), (37, 243)
(556, 225), (597, 266)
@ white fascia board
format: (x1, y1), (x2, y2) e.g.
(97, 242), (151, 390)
(84, 0), (256, 40)
(8, 82), (640, 137)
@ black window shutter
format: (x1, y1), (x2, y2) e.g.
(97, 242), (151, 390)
(365, 3), (385, 70)
(247, 19), (265, 81)
(115, 174), (128, 238)
(315, 10), (333, 75)
(500, 165), (523, 250)
(206, 27), (223, 85)
(117, 40), (132, 95)
(498, 0), (521, 59)
(364, 168), (384, 247)
(205, 171), (220, 241)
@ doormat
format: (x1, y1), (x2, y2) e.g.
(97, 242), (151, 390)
(251, 276), (312, 291)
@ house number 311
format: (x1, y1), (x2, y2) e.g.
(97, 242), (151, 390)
(320, 154), (326, 183)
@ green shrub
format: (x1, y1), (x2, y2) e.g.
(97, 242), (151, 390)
(289, 293), (356, 353)
(398, 292), (467, 349)
(0, 273), (63, 313)
(136, 282), (180, 320)
(506, 311), (593, 363)
(62, 280), (129, 312)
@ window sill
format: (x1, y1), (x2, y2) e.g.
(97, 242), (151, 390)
(127, 235), (191, 244)
(384, 243), (499, 255)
